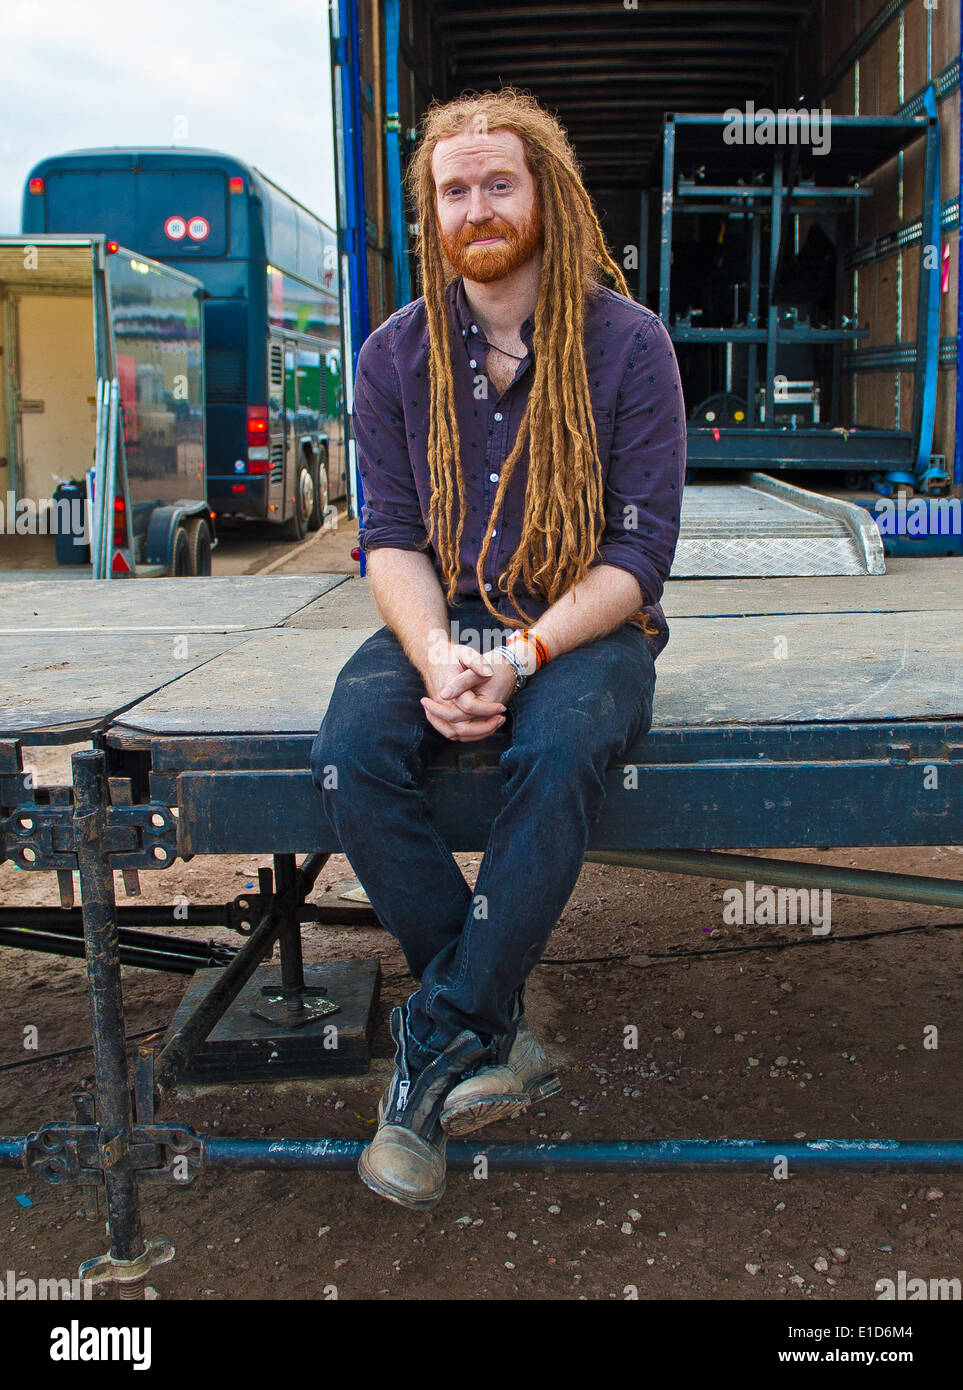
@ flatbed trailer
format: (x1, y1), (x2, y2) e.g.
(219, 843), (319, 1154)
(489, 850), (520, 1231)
(0, 567), (962, 1292)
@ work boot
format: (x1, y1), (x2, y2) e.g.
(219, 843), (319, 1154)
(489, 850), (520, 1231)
(357, 1004), (493, 1210)
(440, 1014), (561, 1137)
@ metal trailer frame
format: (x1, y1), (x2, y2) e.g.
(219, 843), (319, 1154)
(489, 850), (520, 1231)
(1, 640), (963, 1295)
(659, 106), (946, 487)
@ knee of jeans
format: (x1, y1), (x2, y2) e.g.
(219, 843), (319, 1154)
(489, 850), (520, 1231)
(503, 736), (608, 806)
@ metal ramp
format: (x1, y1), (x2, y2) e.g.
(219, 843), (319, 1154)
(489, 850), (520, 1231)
(673, 471), (885, 578)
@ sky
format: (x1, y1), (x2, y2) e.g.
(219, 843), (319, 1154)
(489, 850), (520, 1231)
(0, 0), (337, 233)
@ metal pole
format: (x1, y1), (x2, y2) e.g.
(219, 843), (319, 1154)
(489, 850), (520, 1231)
(5, 1135), (963, 1173)
(275, 853), (306, 993)
(0, 927), (225, 973)
(584, 848), (963, 909)
(201, 1137), (963, 1172)
(765, 154), (784, 428)
(72, 750), (145, 1292)
(152, 902), (283, 1096)
(102, 380), (119, 579)
(659, 116), (675, 324)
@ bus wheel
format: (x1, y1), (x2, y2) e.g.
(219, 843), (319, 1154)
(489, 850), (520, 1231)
(170, 524), (192, 577)
(307, 449), (328, 532)
(184, 517), (213, 576)
(284, 457), (314, 540)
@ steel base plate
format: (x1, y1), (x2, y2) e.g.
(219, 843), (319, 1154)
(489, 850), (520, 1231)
(165, 960), (381, 1083)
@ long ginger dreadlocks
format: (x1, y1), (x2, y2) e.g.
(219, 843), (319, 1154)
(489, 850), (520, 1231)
(404, 87), (662, 641)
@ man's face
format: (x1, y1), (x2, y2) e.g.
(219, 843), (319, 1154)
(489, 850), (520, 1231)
(432, 127), (543, 284)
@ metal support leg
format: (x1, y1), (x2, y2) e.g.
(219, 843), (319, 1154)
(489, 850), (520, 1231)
(72, 750), (157, 1299)
(252, 853), (338, 1026)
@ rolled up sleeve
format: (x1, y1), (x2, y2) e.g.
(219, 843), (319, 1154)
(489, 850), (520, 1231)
(596, 314), (686, 608)
(354, 326), (430, 556)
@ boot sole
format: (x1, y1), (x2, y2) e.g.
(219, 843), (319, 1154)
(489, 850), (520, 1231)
(357, 1145), (446, 1210)
(440, 1073), (562, 1137)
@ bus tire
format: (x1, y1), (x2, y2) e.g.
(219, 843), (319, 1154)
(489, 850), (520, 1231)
(307, 448), (328, 531)
(284, 455), (314, 540)
(184, 517), (213, 576)
(169, 524), (192, 577)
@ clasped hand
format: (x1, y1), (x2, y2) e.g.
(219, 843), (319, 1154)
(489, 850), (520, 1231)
(420, 641), (517, 742)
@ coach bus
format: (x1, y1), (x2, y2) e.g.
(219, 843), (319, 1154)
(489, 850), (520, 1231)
(22, 148), (345, 540)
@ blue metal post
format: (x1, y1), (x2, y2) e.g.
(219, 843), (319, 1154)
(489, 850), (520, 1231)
(956, 0), (963, 486)
(331, 0), (371, 536)
(384, 0), (412, 309)
(659, 117), (675, 325)
(913, 85), (943, 487)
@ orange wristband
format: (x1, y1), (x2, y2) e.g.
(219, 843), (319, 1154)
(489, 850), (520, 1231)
(507, 629), (550, 670)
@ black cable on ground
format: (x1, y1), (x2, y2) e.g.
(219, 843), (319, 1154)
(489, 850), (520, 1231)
(0, 1027), (164, 1074)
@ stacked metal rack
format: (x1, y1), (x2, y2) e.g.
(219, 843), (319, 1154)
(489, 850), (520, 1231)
(658, 102), (946, 489)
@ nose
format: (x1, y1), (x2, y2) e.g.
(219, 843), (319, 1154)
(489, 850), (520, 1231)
(465, 186), (494, 224)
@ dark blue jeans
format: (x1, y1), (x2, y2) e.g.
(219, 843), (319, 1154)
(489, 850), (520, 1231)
(310, 599), (657, 1071)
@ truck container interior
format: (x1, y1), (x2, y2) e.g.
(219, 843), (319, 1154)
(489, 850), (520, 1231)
(0, 244), (97, 565)
(335, 0), (961, 529)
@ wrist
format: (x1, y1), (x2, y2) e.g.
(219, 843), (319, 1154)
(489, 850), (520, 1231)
(494, 627), (551, 694)
(504, 627), (549, 676)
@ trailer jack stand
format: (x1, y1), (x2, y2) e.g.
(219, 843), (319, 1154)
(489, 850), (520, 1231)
(80, 1239), (175, 1301)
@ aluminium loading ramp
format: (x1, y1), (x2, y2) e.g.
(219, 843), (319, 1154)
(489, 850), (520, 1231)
(673, 471), (885, 578)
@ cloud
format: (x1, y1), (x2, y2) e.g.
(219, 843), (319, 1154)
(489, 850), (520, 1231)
(0, 0), (335, 232)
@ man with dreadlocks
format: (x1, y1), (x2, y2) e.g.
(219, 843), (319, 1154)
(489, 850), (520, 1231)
(311, 88), (685, 1209)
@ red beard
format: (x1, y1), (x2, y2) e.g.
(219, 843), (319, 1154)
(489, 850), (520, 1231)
(438, 200), (544, 284)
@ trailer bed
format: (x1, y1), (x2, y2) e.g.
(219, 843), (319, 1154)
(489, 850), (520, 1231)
(0, 563), (959, 859)
(0, 563), (959, 739)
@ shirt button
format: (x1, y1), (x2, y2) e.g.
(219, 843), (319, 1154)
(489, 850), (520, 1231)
(493, 411), (503, 421)
(469, 359), (477, 368)
(491, 529), (497, 537)
(471, 325), (478, 334)
(489, 472), (499, 482)
(484, 582), (492, 591)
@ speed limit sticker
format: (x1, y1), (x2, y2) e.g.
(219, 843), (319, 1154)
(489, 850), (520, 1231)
(187, 216), (210, 240)
(164, 215), (187, 240)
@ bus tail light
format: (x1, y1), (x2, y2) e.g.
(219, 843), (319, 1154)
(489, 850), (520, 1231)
(28, 177), (44, 194)
(247, 406), (271, 473)
(247, 406), (269, 442)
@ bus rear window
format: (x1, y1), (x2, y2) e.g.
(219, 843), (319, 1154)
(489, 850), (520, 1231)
(45, 169), (228, 258)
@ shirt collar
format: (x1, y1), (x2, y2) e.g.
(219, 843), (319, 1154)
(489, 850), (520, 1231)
(447, 276), (536, 352)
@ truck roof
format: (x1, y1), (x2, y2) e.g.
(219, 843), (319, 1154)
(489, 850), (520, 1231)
(0, 232), (208, 292)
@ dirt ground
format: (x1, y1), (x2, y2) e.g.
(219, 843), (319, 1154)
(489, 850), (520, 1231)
(1, 833), (961, 1302)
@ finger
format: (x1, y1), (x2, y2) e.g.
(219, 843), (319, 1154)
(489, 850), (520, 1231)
(424, 695), (506, 728)
(422, 701), (506, 741)
(453, 689), (507, 717)
(422, 695), (472, 724)
(444, 645), (495, 685)
(438, 667), (484, 700)
(457, 712), (510, 742)
(423, 708), (460, 740)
